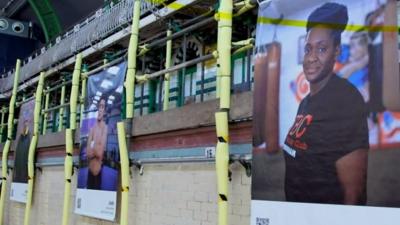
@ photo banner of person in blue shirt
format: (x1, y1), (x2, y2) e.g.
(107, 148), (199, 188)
(75, 61), (126, 221)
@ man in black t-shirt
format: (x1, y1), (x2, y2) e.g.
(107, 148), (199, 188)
(284, 3), (369, 205)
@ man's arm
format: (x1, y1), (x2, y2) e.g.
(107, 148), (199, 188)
(94, 124), (107, 161)
(86, 128), (94, 159)
(336, 148), (368, 204)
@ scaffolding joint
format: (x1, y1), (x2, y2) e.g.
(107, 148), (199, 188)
(138, 44), (150, 56)
(136, 74), (149, 83)
(234, 0), (256, 17)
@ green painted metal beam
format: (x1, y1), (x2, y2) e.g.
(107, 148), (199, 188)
(28, 0), (62, 42)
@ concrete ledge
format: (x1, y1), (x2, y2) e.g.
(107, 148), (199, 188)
(132, 91), (253, 136)
(2, 91), (253, 150)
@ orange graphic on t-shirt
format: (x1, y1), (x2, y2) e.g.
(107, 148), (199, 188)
(288, 114), (313, 138)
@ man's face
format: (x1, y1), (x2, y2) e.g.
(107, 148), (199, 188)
(97, 99), (106, 121)
(303, 27), (339, 84)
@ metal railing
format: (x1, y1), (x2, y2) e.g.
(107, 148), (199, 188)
(0, 0), (159, 93)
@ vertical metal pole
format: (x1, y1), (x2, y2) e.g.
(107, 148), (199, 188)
(42, 87), (50, 135)
(79, 65), (88, 128)
(181, 34), (187, 105)
(0, 107), (5, 141)
(61, 53), (82, 225)
(61, 129), (73, 225)
(215, 1), (233, 225)
(58, 79), (66, 131)
(163, 29), (172, 111)
(0, 59), (21, 224)
(24, 71), (45, 225)
(69, 53), (82, 130)
(200, 45), (205, 102)
(125, 0), (141, 119)
(117, 122), (130, 225)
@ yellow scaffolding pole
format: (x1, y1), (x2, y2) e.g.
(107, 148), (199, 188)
(117, 122), (130, 225)
(61, 53), (82, 225)
(61, 129), (74, 225)
(125, 0), (141, 119)
(58, 79), (66, 131)
(24, 71), (45, 225)
(69, 53), (83, 130)
(163, 29), (172, 111)
(215, 1), (232, 225)
(0, 59), (21, 224)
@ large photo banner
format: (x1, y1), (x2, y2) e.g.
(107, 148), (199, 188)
(251, 0), (400, 224)
(10, 99), (35, 203)
(75, 62), (126, 221)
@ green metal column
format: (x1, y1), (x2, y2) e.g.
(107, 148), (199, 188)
(28, 0), (62, 42)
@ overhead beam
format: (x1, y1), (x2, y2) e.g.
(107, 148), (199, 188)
(0, 0), (27, 17)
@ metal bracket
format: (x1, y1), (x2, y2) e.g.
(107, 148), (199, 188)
(228, 154), (252, 180)
(129, 159), (143, 176)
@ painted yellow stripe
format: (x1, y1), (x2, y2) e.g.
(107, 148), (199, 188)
(143, 0), (184, 10)
(167, 2), (185, 10)
(218, 11), (233, 20)
(258, 17), (399, 32)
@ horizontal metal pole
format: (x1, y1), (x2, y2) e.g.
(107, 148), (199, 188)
(146, 54), (214, 80)
(2, 154), (252, 168)
(35, 161), (78, 167)
(135, 157), (214, 164)
(83, 55), (126, 77)
(0, 0), (202, 99)
(134, 154), (252, 165)
(44, 81), (72, 94)
(147, 17), (215, 49)
(42, 103), (70, 113)
(87, 49), (128, 71)
(16, 95), (35, 107)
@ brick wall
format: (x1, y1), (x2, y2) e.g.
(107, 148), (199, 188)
(3, 163), (251, 225)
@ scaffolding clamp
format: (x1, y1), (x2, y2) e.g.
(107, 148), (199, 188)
(138, 44), (150, 57)
(234, 0), (256, 17)
(212, 50), (219, 59)
(136, 74), (149, 83)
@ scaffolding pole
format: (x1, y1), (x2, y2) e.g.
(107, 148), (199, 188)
(125, 0), (141, 119)
(215, 1), (233, 225)
(24, 71), (45, 225)
(58, 79), (66, 131)
(0, 59), (21, 225)
(163, 29), (173, 111)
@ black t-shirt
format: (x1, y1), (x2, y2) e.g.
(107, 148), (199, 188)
(13, 132), (31, 183)
(284, 75), (369, 204)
